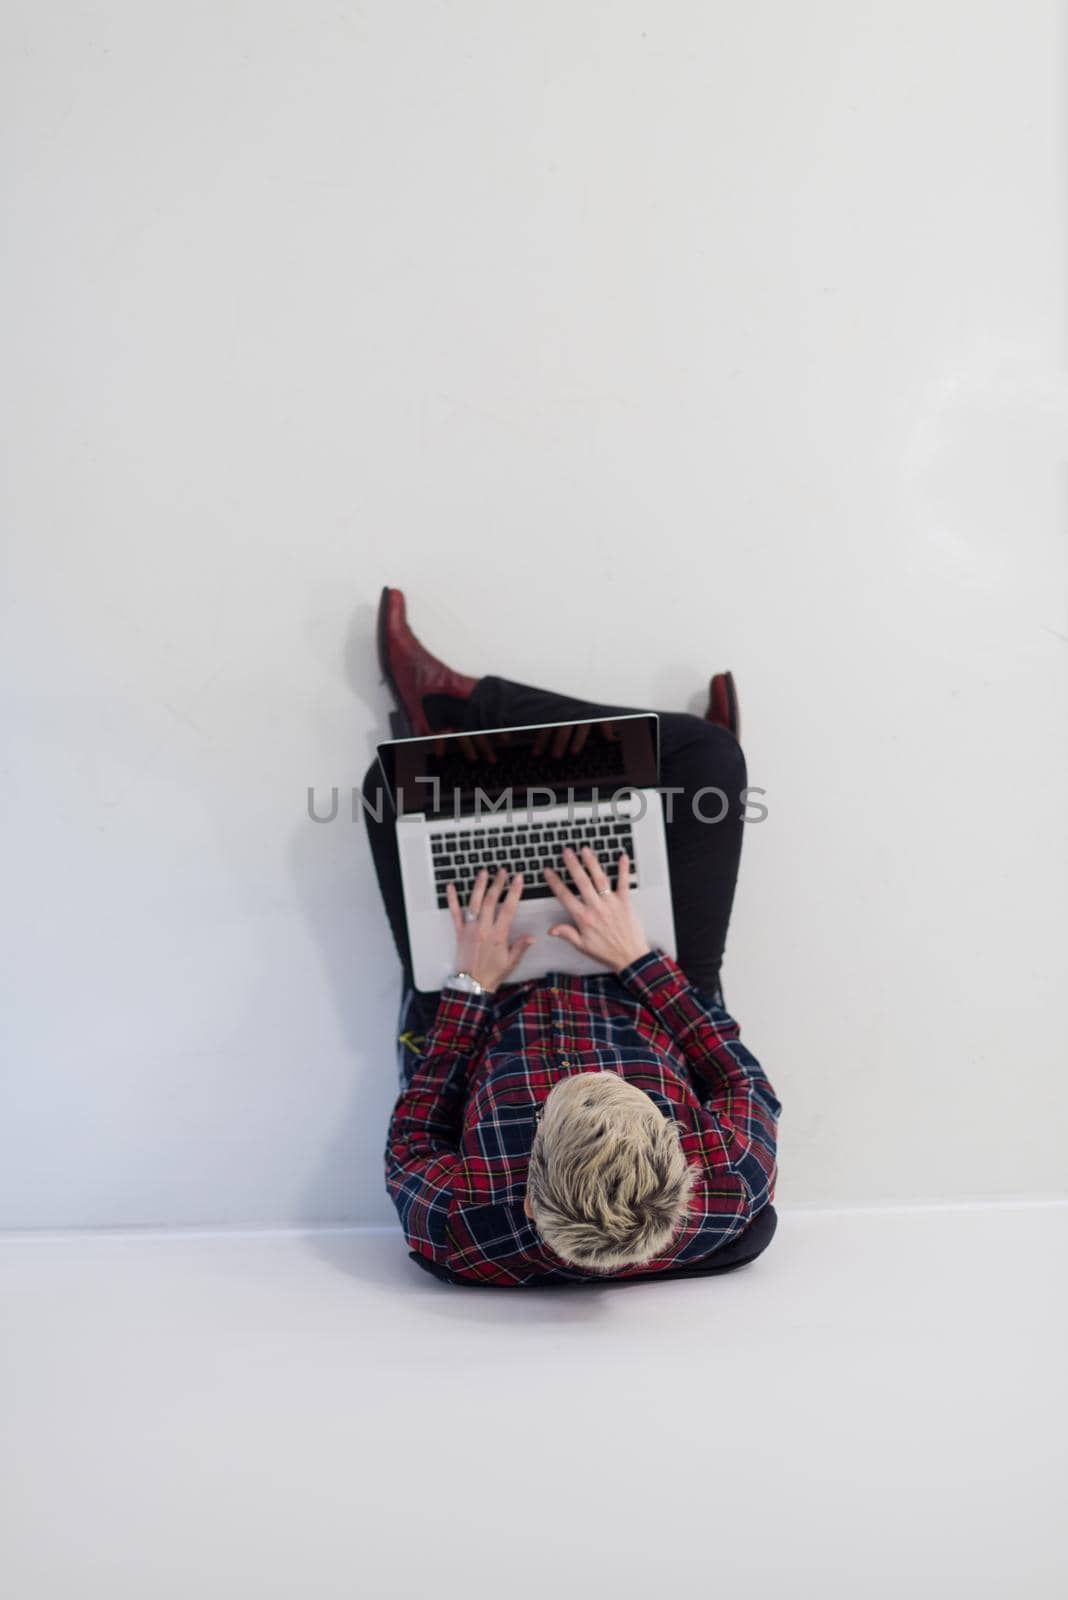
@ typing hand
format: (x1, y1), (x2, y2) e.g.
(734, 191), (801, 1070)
(446, 868), (536, 992)
(543, 845), (651, 973)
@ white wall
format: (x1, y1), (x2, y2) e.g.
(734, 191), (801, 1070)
(2, 0), (1065, 1229)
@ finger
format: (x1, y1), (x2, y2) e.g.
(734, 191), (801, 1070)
(445, 880), (463, 935)
(433, 738), (446, 759)
(458, 735), (478, 763)
(542, 865), (585, 920)
(473, 733), (497, 764)
(580, 844), (610, 893)
(467, 866), (489, 915)
(503, 935), (537, 974)
(480, 866), (509, 918)
(616, 851), (632, 897)
(532, 727), (550, 757)
(570, 722), (591, 755)
(548, 923), (584, 948)
(561, 845), (601, 909)
(601, 720), (621, 741)
(551, 725), (571, 759)
(497, 870), (525, 930)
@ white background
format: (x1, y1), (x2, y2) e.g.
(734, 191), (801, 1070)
(2, 0), (1066, 1228)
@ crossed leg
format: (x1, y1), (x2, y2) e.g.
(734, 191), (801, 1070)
(362, 672), (748, 1051)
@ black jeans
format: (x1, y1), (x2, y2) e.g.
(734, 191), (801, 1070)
(362, 674), (748, 1024)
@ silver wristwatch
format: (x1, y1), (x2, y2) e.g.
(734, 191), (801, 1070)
(443, 971), (485, 995)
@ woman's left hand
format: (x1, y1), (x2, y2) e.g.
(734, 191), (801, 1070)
(445, 867), (536, 992)
(543, 845), (651, 972)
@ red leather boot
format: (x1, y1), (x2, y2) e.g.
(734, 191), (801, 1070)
(705, 671), (741, 739)
(376, 587), (479, 737)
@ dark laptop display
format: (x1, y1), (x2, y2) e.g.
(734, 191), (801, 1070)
(377, 715), (659, 820)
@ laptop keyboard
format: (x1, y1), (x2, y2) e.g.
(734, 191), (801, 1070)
(431, 815), (638, 910)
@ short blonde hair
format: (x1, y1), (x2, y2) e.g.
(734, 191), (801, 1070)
(526, 1071), (698, 1274)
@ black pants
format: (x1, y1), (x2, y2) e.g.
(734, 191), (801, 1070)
(362, 674), (748, 1023)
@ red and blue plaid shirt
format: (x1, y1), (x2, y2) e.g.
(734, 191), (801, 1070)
(385, 947), (781, 1285)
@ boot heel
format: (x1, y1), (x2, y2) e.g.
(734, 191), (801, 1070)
(706, 671), (741, 739)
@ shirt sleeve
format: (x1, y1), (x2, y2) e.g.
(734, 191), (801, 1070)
(384, 987), (494, 1263)
(615, 947), (781, 1216)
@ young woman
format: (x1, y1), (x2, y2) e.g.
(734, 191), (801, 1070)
(362, 588), (781, 1287)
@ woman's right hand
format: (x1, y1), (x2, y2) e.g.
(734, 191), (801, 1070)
(445, 866), (536, 992)
(543, 845), (652, 973)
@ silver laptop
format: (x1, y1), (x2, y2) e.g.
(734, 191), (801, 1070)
(375, 714), (676, 989)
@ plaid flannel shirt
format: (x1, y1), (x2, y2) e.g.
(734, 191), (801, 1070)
(385, 947), (781, 1285)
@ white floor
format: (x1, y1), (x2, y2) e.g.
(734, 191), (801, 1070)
(1, 1205), (1065, 1600)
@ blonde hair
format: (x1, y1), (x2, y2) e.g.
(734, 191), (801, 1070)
(526, 1071), (698, 1274)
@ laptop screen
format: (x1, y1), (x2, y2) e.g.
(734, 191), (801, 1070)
(376, 714), (659, 820)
